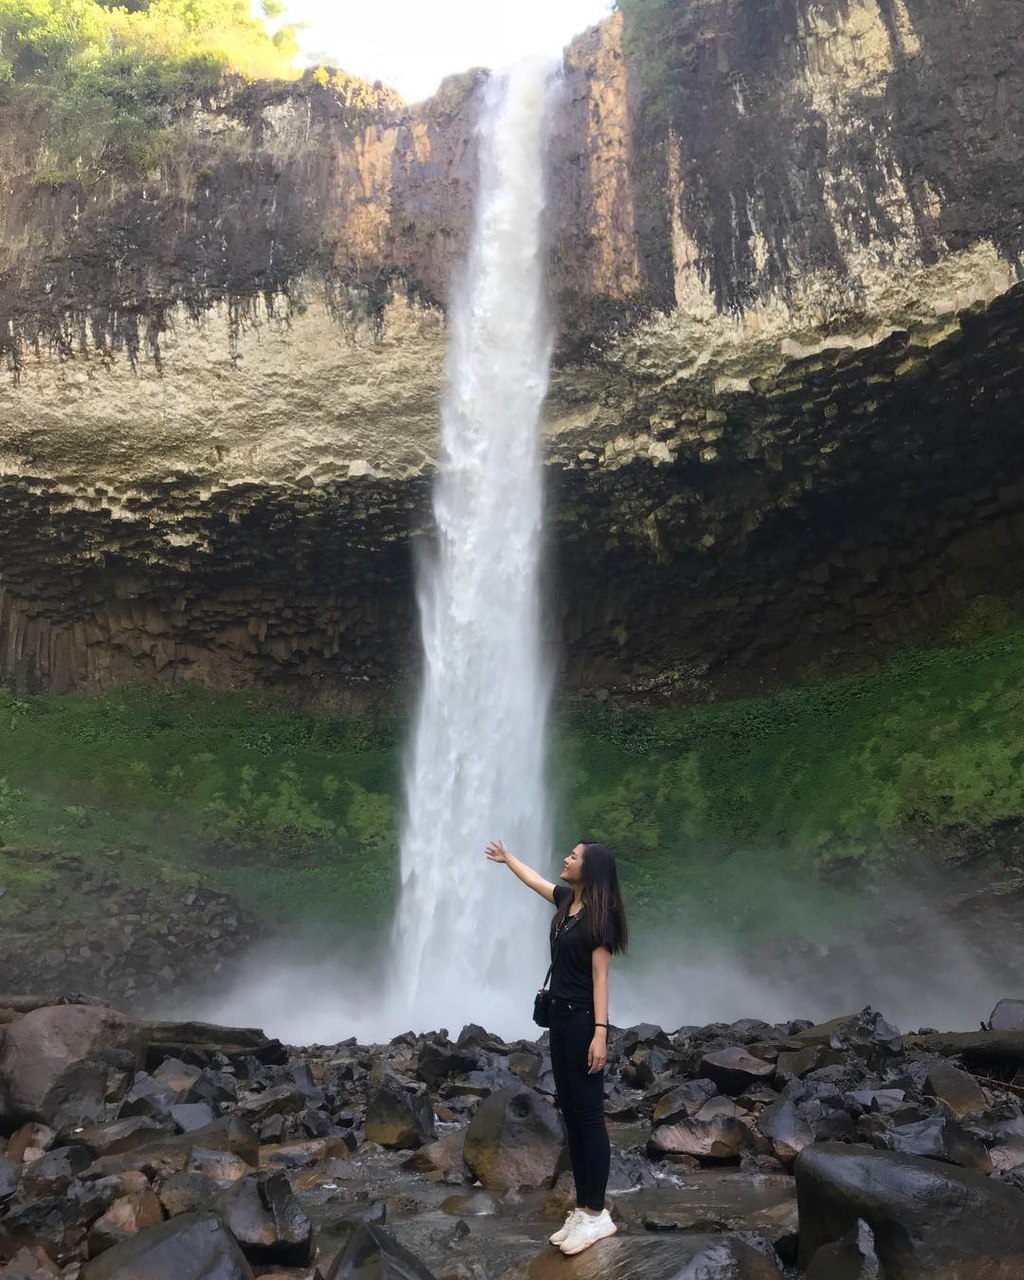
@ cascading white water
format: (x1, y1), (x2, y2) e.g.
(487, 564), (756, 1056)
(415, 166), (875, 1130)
(393, 59), (559, 1033)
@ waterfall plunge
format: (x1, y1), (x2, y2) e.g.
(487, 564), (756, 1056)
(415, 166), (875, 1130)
(393, 61), (559, 1034)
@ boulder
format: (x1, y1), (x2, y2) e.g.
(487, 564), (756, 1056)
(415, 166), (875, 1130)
(0, 1195), (89, 1261)
(76, 1118), (171, 1158)
(86, 1188), (164, 1256)
(365, 1086), (435, 1151)
(19, 1145), (91, 1197)
(922, 1062), (987, 1117)
(5, 1125), (55, 1164)
(652, 1080), (718, 1125)
(756, 1100), (814, 1167)
(323, 1223), (435, 1280)
(186, 1146), (252, 1186)
(883, 1116), (993, 1174)
(0, 1157), (18, 1204)
(0, 1005), (142, 1127)
(215, 1172), (313, 1267)
(805, 1221), (882, 1280)
(796, 1142), (1024, 1277)
(82, 1212), (254, 1280)
(988, 999), (1024, 1032)
(462, 1089), (564, 1191)
(157, 1170), (221, 1218)
(699, 1048), (774, 1095)
(648, 1115), (752, 1163)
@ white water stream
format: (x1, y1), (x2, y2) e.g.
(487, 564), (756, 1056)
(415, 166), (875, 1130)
(392, 60), (559, 1032)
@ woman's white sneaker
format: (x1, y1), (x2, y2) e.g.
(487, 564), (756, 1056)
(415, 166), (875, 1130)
(559, 1209), (617, 1255)
(549, 1208), (583, 1246)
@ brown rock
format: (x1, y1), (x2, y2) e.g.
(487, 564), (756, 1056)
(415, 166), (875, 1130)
(648, 1115), (753, 1163)
(186, 1146), (252, 1186)
(0, 1004), (142, 1127)
(699, 1047), (775, 1095)
(923, 1062), (987, 1117)
(0, 1246), (61, 1278)
(87, 1188), (164, 1256)
(463, 1089), (565, 1191)
(5, 1124), (56, 1164)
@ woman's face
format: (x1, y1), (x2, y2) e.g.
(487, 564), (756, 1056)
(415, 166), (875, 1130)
(560, 843), (586, 884)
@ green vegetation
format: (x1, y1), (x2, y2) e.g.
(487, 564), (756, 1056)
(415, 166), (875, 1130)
(0, 0), (300, 176)
(2, 625), (1023, 943)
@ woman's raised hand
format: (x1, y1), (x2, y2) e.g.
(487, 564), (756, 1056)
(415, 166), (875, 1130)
(485, 840), (510, 864)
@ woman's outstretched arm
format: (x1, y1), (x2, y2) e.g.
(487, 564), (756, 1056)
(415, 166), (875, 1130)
(485, 840), (557, 903)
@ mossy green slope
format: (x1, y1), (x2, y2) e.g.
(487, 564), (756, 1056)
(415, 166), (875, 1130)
(1, 625), (1022, 942)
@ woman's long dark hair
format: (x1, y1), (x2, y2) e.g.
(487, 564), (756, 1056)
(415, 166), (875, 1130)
(552, 841), (629, 954)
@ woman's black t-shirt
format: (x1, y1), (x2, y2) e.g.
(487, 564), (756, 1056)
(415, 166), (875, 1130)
(549, 884), (617, 1003)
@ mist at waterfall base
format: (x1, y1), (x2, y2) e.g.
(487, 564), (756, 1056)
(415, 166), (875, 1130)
(190, 852), (1024, 1045)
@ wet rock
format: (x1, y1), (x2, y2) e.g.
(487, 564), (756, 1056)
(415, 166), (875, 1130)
(19, 1145), (91, 1197)
(5, 1126), (56, 1164)
(216, 1171), (314, 1267)
(0, 1005), (141, 1128)
(186, 1145), (252, 1186)
(847, 1089), (906, 1114)
(156, 1169), (221, 1218)
(523, 1233), (781, 1279)
(652, 1080), (718, 1125)
(235, 1085), (307, 1126)
(985, 1113), (1024, 1173)
(151, 1058), (203, 1097)
(923, 1062), (987, 1116)
(75, 1117), (171, 1158)
(81, 1211), (254, 1280)
(648, 1115), (752, 1163)
(988, 998), (1024, 1032)
(463, 1089), (564, 1191)
(365, 1086), (436, 1151)
(169, 1102), (216, 1132)
(323, 1222), (435, 1280)
(0, 1195), (88, 1261)
(699, 1048), (774, 1096)
(414, 1042), (479, 1090)
(0, 1246), (61, 1279)
(805, 1220), (882, 1280)
(796, 1142), (1024, 1276)
(402, 1132), (470, 1184)
(86, 1188), (164, 1255)
(118, 1074), (179, 1122)
(882, 1115), (993, 1173)
(756, 1100), (814, 1167)
(0, 1156), (18, 1204)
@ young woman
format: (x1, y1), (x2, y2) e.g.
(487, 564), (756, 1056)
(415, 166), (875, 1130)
(484, 838), (628, 1256)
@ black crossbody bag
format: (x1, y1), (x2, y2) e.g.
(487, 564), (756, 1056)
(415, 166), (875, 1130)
(533, 909), (577, 1027)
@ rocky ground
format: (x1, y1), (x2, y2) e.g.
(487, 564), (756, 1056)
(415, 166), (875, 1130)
(3, 997), (1024, 1278)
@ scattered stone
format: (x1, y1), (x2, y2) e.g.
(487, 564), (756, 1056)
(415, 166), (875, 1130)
(19, 1145), (91, 1198)
(757, 1100), (814, 1167)
(648, 1115), (752, 1163)
(883, 1115), (993, 1173)
(988, 998), (1024, 1032)
(322, 1223), (436, 1280)
(186, 1145), (252, 1186)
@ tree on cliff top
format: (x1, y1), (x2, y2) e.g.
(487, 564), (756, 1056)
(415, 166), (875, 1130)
(0, 0), (301, 174)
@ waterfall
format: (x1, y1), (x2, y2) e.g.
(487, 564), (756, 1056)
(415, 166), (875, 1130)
(393, 60), (558, 1033)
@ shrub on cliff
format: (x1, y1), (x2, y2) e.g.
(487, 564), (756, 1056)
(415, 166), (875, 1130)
(0, 0), (300, 174)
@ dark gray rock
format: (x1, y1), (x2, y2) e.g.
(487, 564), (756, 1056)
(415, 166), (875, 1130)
(215, 1171), (313, 1267)
(19, 1144), (91, 1198)
(883, 1115), (993, 1173)
(170, 1102), (217, 1132)
(796, 1142), (1024, 1277)
(756, 1099), (813, 1167)
(365, 1085), (435, 1151)
(699, 1047), (774, 1095)
(463, 1089), (564, 1191)
(82, 1211), (254, 1279)
(323, 1222), (435, 1280)
(988, 999), (1024, 1032)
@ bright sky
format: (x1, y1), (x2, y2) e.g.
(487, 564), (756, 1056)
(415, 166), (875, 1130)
(283, 0), (616, 103)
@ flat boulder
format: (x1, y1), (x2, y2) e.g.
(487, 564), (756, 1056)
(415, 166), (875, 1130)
(0, 1005), (142, 1127)
(82, 1212), (254, 1280)
(463, 1089), (564, 1190)
(796, 1142), (1024, 1278)
(86, 1189), (164, 1256)
(699, 1048), (774, 1096)
(648, 1115), (752, 1163)
(922, 1062), (987, 1117)
(522, 1233), (781, 1279)
(883, 1116), (992, 1174)
(756, 1100), (814, 1167)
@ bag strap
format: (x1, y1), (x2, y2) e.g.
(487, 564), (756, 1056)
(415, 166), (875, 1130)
(540, 906), (573, 990)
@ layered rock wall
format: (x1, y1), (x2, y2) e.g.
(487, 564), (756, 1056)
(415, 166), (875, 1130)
(1, 3), (1023, 701)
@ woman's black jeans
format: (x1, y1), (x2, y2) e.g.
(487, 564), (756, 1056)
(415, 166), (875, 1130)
(548, 998), (610, 1211)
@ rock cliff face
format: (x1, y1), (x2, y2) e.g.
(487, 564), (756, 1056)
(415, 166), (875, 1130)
(1, 1), (1023, 703)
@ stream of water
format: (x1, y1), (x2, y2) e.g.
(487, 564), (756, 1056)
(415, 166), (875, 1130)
(392, 60), (559, 1032)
